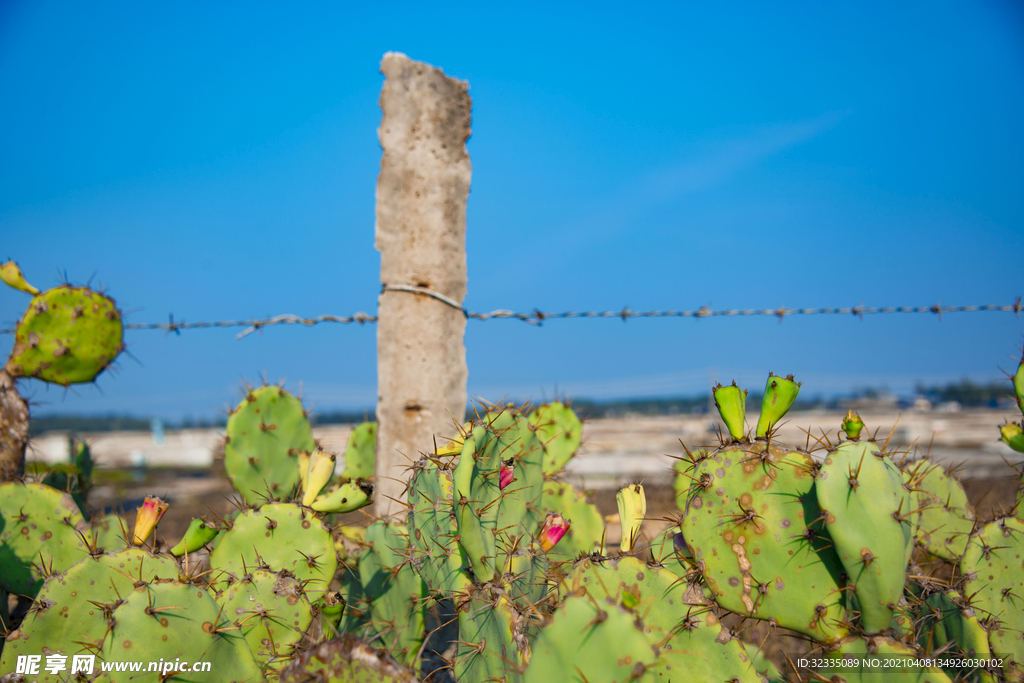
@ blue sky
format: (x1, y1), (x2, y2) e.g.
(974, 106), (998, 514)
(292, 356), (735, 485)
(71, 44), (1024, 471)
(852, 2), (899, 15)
(2, 1), (1023, 420)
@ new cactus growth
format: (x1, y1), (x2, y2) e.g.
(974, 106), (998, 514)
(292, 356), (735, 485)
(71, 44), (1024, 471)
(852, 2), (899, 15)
(303, 449), (337, 505)
(843, 410), (866, 440)
(713, 382), (748, 442)
(1000, 421), (1024, 453)
(341, 421), (377, 481)
(615, 483), (646, 553)
(756, 372), (801, 438)
(0, 260), (38, 294)
(309, 479), (373, 513)
(169, 517), (220, 556)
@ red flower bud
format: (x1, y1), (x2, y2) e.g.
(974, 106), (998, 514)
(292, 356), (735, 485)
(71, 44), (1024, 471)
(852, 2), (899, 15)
(539, 512), (570, 552)
(499, 465), (515, 490)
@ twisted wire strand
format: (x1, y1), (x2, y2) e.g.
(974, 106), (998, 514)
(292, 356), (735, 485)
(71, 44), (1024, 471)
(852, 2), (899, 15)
(0, 292), (1019, 338)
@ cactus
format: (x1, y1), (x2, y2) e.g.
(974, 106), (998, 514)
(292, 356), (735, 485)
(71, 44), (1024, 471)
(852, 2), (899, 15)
(679, 443), (849, 643)
(843, 410), (866, 440)
(817, 440), (913, 634)
(0, 548), (180, 678)
(713, 381), (748, 442)
(0, 481), (91, 596)
(822, 636), (954, 682)
(755, 372), (801, 438)
(99, 580), (263, 682)
(339, 521), (426, 668)
(341, 421), (377, 481)
(563, 555), (766, 682)
(539, 481), (603, 562)
(407, 459), (473, 596)
(209, 502), (337, 601)
(615, 483), (646, 553)
(916, 590), (996, 682)
(523, 593), (658, 683)
(528, 402), (582, 475)
(279, 635), (419, 683)
(214, 568), (314, 670)
(4, 284), (123, 387)
(455, 588), (529, 683)
(961, 516), (1024, 682)
(910, 461), (975, 561)
(223, 384), (315, 505)
(169, 517), (220, 556)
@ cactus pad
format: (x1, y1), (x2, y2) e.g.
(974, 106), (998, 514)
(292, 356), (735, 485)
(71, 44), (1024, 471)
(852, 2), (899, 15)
(680, 444), (848, 643)
(0, 482), (91, 595)
(456, 589), (528, 683)
(209, 502), (337, 601)
(911, 461), (975, 561)
(564, 555), (762, 682)
(342, 421), (377, 480)
(528, 402), (582, 475)
(99, 580), (262, 682)
(215, 569), (314, 670)
(540, 480), (604, 562)
(0, 548), (179, 680)
(523, 593), (657, 683)
(817, 440), (913, 633)
(223, 385), (314, 505)
(4, 285), (123, 385)
(961, 516), (1024, 682)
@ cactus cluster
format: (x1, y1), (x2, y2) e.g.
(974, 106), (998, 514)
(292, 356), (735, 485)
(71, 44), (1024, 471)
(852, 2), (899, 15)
(2, 258), (1023, 682)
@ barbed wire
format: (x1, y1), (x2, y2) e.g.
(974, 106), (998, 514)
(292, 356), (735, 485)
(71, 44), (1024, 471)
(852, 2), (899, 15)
(1, 292), (1019, 339)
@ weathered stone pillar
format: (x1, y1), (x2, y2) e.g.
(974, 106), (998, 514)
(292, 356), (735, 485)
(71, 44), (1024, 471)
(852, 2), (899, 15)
(374, 53), (470, 518)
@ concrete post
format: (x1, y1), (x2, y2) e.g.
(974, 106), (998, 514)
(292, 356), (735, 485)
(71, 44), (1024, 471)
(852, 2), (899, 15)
(374, 53), (470, 518)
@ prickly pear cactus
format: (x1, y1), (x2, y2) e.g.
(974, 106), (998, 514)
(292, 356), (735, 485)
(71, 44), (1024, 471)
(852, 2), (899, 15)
(279, 635), (419, 683)
(961, 516), (1024, 682)
(223, 385), (315, 505)
(911, 461), (975, 561)
(209, 502), (337, 601)
(817, 440), (913, 634)
(523, 593), (657, 683)
(214, 569), (314, 670)
(407, 459), (473, 596)
(0, 548), (181, 678)
(563, 555), (764, 682)
(680, 443), (849, 643)
(99, 580), (263, 682)
(528, 402), (582, 475)
(540, 481), (603, 562)
(342, 421), (377, 481)
(4, 285), (123, 386)
(456, 588), (529, 683)
(0, 481), (91, 596)
(339, 521), (426, 668)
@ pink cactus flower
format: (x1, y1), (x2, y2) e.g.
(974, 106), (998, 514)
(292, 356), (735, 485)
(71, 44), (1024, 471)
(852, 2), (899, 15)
(499, 465), (515, 490)
(539, 512), (570, 552)
(132, 496), (169, 545)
